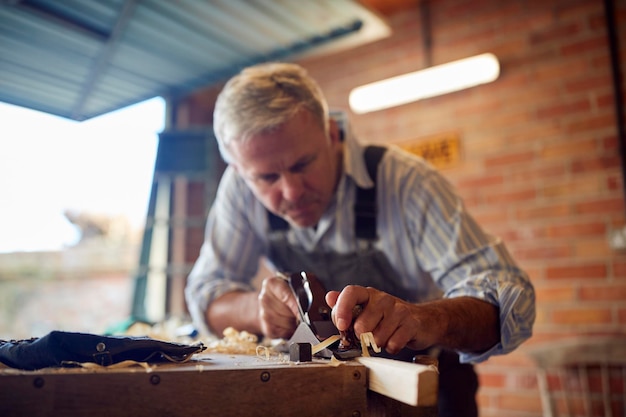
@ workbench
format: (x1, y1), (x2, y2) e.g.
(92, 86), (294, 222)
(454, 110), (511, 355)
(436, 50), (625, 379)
(0, 353), (438, 417)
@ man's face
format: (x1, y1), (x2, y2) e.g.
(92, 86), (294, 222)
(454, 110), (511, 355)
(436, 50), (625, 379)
(229, 109), (342, 228)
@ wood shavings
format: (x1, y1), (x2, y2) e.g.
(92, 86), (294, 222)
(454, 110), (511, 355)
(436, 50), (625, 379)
(62, 360), (153, 371)
(359, 332), (381, 357)
(328, 355), (344, 367)
(311, 334), (341, 354)
(204, 327), (260, 355)
(256, 345), (271, 360)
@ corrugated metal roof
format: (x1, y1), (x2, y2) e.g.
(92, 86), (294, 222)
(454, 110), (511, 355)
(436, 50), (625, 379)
(0, 0), (390, 121)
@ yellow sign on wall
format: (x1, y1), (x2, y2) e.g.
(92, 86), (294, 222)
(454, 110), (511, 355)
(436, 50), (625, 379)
(397, 132), (461, 169)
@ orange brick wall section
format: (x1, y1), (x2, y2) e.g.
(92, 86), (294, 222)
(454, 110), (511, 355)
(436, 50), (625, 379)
(181, 0), (626, 415)
(295, 0), (626, 415)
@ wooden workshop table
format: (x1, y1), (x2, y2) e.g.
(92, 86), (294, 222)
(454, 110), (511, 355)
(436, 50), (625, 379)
(0, 353), (437, 417)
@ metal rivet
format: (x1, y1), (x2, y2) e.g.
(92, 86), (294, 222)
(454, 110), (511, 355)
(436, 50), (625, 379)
(96, 342), (106, 352)
(260, 371), (270, 382)
(33, 377), (45, 388)
(352, 370), (361, 380)
(150, 374), (160, 385)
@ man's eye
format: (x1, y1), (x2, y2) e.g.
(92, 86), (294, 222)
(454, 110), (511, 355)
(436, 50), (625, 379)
(291, 158), (313, 173)
(257, 174), (279, 184)
(291, 163), (306, 173)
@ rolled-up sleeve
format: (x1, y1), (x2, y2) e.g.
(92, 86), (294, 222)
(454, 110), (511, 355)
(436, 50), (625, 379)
(184, 167), (265, 335)
(444, 266), (536, 363)
(405, 165), (535, 363)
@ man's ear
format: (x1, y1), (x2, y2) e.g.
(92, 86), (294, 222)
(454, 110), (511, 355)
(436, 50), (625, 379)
(328, 118), (342, 144)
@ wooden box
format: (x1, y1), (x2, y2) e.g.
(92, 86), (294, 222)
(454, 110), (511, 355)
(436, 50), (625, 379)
(0, 353), (365, 417)
(0, 353), (437, 417)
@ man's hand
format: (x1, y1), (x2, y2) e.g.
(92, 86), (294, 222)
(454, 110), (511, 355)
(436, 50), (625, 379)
(257, 276), (301, 339)
(326, 285), (434, 354)
(206, 275), (301, 339)
(326, 285), (500, 355)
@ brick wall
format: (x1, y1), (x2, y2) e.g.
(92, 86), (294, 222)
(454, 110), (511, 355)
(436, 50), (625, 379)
(296, 1), (626, 415)
(180, 0), (626, 415)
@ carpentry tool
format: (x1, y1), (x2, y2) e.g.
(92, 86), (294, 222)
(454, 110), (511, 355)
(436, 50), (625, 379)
(282, 271), (362, 359)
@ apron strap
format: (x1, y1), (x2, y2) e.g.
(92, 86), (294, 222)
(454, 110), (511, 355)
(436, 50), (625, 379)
(354, 145), (386, 240)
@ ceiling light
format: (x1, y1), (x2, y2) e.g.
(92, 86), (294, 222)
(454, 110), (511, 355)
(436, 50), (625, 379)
(349, 53), (500, 114)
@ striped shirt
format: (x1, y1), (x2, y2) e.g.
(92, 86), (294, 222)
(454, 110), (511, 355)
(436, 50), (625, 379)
(186, 136), (535, 363)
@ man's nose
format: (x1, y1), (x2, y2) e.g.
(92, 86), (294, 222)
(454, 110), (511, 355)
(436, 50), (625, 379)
(280, 173), (304, 201)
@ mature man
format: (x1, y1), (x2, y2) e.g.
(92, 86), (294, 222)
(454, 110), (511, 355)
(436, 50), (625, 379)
(185, 62), (535, 416)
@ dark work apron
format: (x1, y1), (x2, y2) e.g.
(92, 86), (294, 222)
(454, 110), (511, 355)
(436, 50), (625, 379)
(264, 146), (478, 417)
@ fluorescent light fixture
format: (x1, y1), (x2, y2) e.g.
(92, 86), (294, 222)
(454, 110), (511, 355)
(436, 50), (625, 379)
(349, 53), (500, 114)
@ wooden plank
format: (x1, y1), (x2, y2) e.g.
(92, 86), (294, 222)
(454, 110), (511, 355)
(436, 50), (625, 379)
(0, 354), (368, 417)
(356, 356), (438, 407)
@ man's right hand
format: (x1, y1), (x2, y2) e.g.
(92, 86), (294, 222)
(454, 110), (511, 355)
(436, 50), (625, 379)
(257, 276), (301, 339)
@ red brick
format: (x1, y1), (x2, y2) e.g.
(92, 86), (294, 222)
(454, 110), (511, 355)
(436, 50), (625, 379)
(536, 99), (592, 120)
(571, 155), (622, 174)
(561, 34), (610, 56)
(499, 226), (547, 244)
(575, 197), (625, 215)
(484, 151), (536, 168)
(564, 73), (613, 94)
(573, 238), (612, 259)
(607, 174), (623, 192)
(529, 21), (583, 45)
(555, 0), (604, 21)
(545, 263), (607, 280)
(470, 207), (510, 225)
(597, 91), (618, 109)
(496, 392), (544, 413)
(612, 260), (626, 278)
(535, 285), (577, 302)
(601, 134), (619, 151)
(457, 174), (505, 189)
(514, 245), (573, 261)
(508, 163), (568, 185)
(480, 351), (537, 367)
(565, 113), (617, 134)
(541, 176), (604, 198)
(580, 284), (626, 301)
(530, 59), (592, 84)
(515, 203), (571, 221)
(520, 266), (544, 282)
(546, 222), (606, 239)
(540, 137), (599, 159)
(552, 307), (613, 324)
(478, 372), (506, 388)
(484, 188), (537, 205)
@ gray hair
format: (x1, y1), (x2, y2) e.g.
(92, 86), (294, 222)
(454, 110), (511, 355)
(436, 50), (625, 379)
(213, 62), (330, 163)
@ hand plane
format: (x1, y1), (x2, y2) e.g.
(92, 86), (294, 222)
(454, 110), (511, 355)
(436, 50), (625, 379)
(282, 271), (363, 360)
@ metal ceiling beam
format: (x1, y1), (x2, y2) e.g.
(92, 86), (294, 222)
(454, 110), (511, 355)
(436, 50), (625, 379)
(11, 0), (110, 41)
(71, 0), (138, 120)
(168, 18), (364, 100)
(0, 0), (389, 121)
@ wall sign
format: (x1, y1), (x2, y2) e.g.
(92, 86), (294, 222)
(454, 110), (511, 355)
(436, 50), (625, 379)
(397, 132), (461, 169)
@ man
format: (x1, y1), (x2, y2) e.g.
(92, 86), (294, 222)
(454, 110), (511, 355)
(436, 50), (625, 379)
(185, 62), (535, 416)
